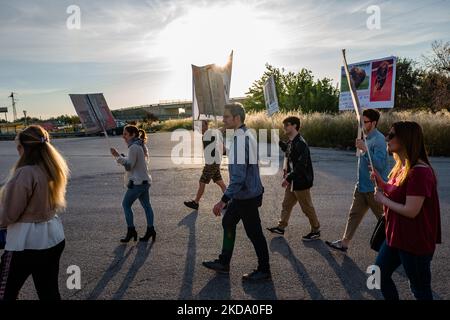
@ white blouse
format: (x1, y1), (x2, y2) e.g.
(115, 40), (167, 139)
(5, 215), (65, 251)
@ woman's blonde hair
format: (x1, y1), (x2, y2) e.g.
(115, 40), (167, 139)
(1, 125), (70, 210)
(389, 121), (433, 185)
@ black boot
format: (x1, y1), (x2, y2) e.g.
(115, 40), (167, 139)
(139, 226), (156, 242)
(120, 227), (137, 243)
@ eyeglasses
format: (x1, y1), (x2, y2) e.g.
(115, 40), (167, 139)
(386, 132), (396, 140)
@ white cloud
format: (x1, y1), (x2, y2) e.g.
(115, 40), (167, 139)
(0, 0), (448, 117)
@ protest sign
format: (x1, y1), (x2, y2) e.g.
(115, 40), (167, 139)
(192, 52), (233, 120)
(69, 93), (116, 134)
(339, 56), (396, 110)
(263, 75), (279, 116)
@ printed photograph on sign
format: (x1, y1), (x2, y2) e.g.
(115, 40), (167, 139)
(340, 63), (371, 92)
(370, 58), (395, 102)
(339, 56), (396, 110)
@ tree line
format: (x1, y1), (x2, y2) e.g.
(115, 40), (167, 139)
(244, 41), (450, 113)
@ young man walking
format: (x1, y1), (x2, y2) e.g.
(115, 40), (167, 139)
(202, 103), (271, 281)
(326, 109), (389, 253)
(184, 120), (227, 210)
(267, 116), (321, 241)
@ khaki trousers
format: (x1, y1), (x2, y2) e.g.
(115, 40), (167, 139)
(343, 187), (384, 241)
(278, 188), (320, 231)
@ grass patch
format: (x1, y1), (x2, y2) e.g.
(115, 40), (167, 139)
(146, 110), (450, 156)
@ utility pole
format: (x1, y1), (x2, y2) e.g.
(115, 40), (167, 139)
(9, 92), (18, 122)
(23, 110), (28, 126)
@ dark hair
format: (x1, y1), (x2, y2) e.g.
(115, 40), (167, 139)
(283, 116), (301, 131)
(362, 109), (380, 125)
(224, 103), (246, 123)
(124, 125), (147, 143)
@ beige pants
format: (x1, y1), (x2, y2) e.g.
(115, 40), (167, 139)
(343, 187), (384, 241)
(278, 188), (320, 231)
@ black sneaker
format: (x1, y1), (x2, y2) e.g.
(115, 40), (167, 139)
(325, 240), (348, 253)
(266, 226), (285, 235)
(202, 259), (230, 274)
(184, 200), (199, 210)
(242, 269), (272, 282)
(302, 230), (321, 241)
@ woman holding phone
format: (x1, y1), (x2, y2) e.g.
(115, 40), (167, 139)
(110, 125), (156, 243)
(372, 121), (441, 300)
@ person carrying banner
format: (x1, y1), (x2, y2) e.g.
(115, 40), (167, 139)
(267, 116), (321, 241)
(202, 103), (271, 281)
(110, 125), (156, 243)
(184, 120), (227, 211)
(0, 125), (69, 300)
(372, 121), (441, 300)
(326, 109), (389, 252)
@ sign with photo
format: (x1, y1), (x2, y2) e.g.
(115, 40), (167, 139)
(339, 56), (396, 110)
(69, 93), (116, 134)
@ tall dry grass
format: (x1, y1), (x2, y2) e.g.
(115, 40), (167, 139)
(149, 110), (450, 156)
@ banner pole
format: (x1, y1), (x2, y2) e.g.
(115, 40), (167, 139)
(342, 49), (377, 188)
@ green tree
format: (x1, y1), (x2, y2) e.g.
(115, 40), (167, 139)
(244, 64), (284, 112)
(394, 57), (424, 109)
(244, 64), (339, 113)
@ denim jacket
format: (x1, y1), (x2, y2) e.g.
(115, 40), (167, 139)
(221, 125), (264, 202)
(357, 129), (389, 193)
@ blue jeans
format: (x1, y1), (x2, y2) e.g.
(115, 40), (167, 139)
(122, 183), (154, 228)
(375, 240), (433, 300)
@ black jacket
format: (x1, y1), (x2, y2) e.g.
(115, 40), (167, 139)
(280, 134), (314, 191)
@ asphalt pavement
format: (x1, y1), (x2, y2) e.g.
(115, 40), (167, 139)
(0, 133), (448, 300)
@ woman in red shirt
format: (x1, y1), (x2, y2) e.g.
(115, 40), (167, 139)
(372, 121), (441, 300)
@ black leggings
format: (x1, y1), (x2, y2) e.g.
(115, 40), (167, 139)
(0, 240), (65, 300)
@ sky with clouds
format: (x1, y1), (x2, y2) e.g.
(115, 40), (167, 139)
(0, 0), (449, 118)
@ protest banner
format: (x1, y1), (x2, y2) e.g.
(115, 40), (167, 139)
(263, 75), (279, 117)
(69, 93), (116, 134)
(192, 51), (233, 123)
(339, 56), (396, 111)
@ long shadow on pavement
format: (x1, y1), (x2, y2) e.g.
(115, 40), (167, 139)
(87, 244), (134, 300)
(178, 210), (198, 299)
(270, 237), (324, 299)
(242, 278), (278, 300)
(303, 240), (382, 300)
(112, 241), (154, 300)
(197, 274), (231, 300)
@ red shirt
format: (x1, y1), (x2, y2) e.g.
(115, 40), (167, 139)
(384, 166), (442, 255)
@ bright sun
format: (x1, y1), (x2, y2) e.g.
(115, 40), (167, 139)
(148, 2), (288, 99)
(155, 3), (286, 71)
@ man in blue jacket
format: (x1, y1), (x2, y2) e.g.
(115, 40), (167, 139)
(326, 109), (389, 253)
(203, 103), (271, 281)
